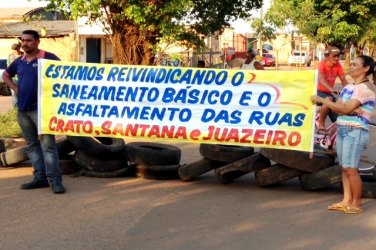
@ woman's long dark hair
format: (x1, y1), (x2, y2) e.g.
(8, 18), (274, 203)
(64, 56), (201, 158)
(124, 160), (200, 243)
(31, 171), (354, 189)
(358, 55), (376, 83)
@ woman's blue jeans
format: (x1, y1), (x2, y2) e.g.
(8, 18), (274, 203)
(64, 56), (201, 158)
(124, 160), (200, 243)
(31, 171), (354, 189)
(17, 110), (62, 182)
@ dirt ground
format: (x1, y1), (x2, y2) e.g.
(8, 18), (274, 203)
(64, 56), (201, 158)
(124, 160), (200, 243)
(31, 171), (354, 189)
(1, 74), (376, 250)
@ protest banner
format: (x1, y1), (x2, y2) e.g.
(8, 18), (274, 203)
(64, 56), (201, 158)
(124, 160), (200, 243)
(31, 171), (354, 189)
(38, 59), (317, 152)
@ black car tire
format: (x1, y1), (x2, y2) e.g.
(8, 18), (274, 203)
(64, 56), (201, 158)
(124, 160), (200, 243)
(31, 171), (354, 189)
(59, 155), (81, 175)
(255, 163), (303, 187)
(127, 142), (181, 166)
(299, 164), (341, 191)
(260, 148), (335, 173)
(199, 144), (254, 163)
(74, 150), (128, 173)
(83, 167), (132, 178)
(361, 182), (376, 199)
(136, 164), (182, 180)
(214, 153), (271, 184)
(178, 158), (225, 181)
(0, 139), (6, 154)
(67, 136), (126, 160)
(0, 146), (28, 166)
(57, 138), (76, 157)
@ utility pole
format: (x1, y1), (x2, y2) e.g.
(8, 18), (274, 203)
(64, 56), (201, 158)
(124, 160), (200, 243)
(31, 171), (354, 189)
(257, 3), (263, 52)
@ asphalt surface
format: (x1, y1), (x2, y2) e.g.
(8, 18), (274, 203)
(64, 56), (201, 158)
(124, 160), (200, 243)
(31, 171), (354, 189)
(1, 76), (376, 250)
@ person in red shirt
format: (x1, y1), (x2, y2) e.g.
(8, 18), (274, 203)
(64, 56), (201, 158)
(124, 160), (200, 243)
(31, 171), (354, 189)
(317, 46), (349, 133)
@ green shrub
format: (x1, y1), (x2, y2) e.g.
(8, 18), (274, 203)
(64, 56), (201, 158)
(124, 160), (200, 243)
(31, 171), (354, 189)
(0, 109), (22, 138)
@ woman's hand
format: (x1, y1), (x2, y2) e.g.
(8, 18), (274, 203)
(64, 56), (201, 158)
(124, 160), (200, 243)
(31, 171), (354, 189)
(311, 95), (323, 105)
(351, 108), (362, 116)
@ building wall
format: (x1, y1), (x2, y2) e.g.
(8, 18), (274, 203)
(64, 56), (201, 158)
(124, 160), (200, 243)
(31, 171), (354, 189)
(0, 35), (77, 61)
(40, 36), (77, 62)
(0, 39), (21, 58)
(78, 35), (112, 63)
(265, 33), (294, 64)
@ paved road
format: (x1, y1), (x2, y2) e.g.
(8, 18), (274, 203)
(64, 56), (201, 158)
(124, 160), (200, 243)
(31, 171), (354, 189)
(1, 75), (376, 250)
(1, 157), (376, 250)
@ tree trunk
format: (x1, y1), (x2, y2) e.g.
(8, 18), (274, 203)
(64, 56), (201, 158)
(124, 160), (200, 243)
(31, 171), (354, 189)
(344, 46), (351, 71)
(109, 24), (156, 65)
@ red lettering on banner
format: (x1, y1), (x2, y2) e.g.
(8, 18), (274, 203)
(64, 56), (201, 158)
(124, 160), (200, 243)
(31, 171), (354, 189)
(175, 126), (187, 139)
(190, 129), (201, 140)
(224, 128), (239, 142)
(240, 129), (253, 143)
(253, 129), (266, 144)
(288, 132), (301, 146)
(97, 122), (302, 147)
(101, 121), (112, 135)
(148, 125), (161, 137)
(100, 122), (188, 139)
(48, 116), (93, 134)
(202, 125), (301, 146)
(272, 130), (287, 145)
(112, 123), (124, 135)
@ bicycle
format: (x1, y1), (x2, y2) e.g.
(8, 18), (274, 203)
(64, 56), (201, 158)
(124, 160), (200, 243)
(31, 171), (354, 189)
(314, 106), (376, 181)
(314, 106), (337, 151)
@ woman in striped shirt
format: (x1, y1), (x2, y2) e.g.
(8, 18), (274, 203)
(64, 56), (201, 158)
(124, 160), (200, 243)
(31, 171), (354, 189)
(312, 55), (376, 214)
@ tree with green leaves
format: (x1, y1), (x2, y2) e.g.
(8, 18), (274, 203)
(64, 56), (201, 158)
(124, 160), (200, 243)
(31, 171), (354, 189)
(250, 17), (292, 69)
(40, 0), (262, 65)
(265, 0), (376, 65)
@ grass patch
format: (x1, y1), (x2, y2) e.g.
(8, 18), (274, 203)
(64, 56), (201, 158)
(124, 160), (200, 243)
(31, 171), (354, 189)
(0, 109), (23, 138)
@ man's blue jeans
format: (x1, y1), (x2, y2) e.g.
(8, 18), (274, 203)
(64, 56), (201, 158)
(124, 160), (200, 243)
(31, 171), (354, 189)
(17, 110), (62, 182)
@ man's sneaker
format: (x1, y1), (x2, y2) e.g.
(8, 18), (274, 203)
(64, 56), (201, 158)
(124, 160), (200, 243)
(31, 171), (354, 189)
(51, 181), (66, 194)
(21, 179), (50, 190)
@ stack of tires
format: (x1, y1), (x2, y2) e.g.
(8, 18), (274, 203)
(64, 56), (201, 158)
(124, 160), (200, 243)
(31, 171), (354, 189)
(178, 144), (271, 183)
(259, 148), (376, 198)
(126, 142), (182, 180)
(175, 144), (376, 199)
(67, 136), (132, 178)
(0, 136), (133, 178)
(257, 148), (337, 189)
(0, 139), (28, 167)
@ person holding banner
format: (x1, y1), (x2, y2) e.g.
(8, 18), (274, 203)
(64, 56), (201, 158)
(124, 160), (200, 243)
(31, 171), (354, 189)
(312, 55), (376, 214)
(2, 30), (66, 194)
(241, 49), (264, 70)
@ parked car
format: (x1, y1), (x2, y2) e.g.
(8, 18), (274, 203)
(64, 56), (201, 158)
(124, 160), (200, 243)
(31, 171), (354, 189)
(0, 59), (11, 96)
(288, 51), (311, 66)
(261, 53), (275, 66)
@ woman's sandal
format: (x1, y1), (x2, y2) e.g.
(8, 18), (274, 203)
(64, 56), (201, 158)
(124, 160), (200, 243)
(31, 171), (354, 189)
(345, 206), (363, 214)
(327, 203), (347, 211)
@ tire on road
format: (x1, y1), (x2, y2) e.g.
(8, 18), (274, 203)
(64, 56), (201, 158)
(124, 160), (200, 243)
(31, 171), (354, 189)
(0, 139), (5, 154)
(362, 182), (376, 199)
(74, 150), (128, 173)
(0, 146), (28, 166)
(299, 164), (341, 191)
(83, 167), (132, 178)
(67, 136), (126, 160)
(59, 155), (81, 175)
(199, 144), (254, 163)
(260, 148), (335, 173)
(127, 142), (181, 166)
(57, 138), (76, 157)
(255, 163), (303, 187)
(136, 164), (182, 180)
(178, 158), (225, 181)
(214, 153), (271, 184)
